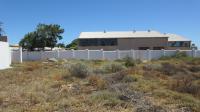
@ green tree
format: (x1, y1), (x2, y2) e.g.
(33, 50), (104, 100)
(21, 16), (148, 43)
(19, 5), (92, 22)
(56, 43), (66, 48)
(66, 39), (78, 50)
(19, 32), (38, 51)
(36, 24), (64, 49)
(19, 24), (64, 51)
(0, 22), (4, 36)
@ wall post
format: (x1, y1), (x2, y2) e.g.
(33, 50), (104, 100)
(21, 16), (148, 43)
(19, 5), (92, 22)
(101, 49), (104, 60)
(147, 49), (151, 61)
(86, 49), (89, 60)
(131, 49), (135, 59)
(57, 50), (60, 59)
(116, 49), (120, 59)
(162, 49), (165, 57)
(40, 50), (43, 60)
(192, 49), (196, 57)
(71, 49), (75, 58)
(19, 47), (23, 63)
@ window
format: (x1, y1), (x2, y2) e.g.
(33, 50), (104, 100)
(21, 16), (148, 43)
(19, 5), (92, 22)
(79, 39), (117, 46)
(153, 47), (164, 50)
(139, 47), (150, 50)
(168, 41), (190, 47)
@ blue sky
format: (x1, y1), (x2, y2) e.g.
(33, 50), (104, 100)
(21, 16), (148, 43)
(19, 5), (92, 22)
(0, 0), (200, 47)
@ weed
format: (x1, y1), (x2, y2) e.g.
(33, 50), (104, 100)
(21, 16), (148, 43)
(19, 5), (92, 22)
(159, 51), (188, 60)
(173, 51), (187, 58)
(88, 75), (107, 90)
(143, 63), (162, 71)
(69, 62), (91, 78)
(111, 71), (128, 82)
(189, 66), (200, 72)
(123, 56), (136, 67)
(102, 62), (126, 73)
(93, 68), (106, 74)
(0, 97), (3, 106)
(24, 62), (41, 71)
(90, 90), (124, 107)
(169, 78), (200, 97)
(124, 56), (141, 67)
(160, 62), (177, 76)
(122, 75), (138, 83)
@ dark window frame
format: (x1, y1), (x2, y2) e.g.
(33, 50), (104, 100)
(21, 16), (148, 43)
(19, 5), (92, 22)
(139, 47), (150, 50)
(168, 41), (190, 47)
(153, 47), (165, 50)
(79, 38), (118, 46)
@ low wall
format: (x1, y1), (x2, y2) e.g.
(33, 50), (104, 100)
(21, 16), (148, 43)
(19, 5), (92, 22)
(0, 42), (11, 69)
(11, 49), (200, 62)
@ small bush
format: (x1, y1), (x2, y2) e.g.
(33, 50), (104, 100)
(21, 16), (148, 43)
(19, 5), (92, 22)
(160, 62), (177, 76)
(90, 91), (123, 107)
(143, 64), (162, 71)
(69, 62), (91, 78)
(112, 71), (128, 82)
(159, 56), (171, 60)
(0, 97), (3, 105)
(103, 62), (126, 73)
(169, 78), (200, 97)
(88, 75), (107, 90)
(159, 51), (187, 60)
(173, 51), (187, 58)
(24, 62), (41, 71)
(189, 66), (200, 72)
(93, 68), (106, 74)
(91, 60), (104, 65)
(123, 56), (136, 67)
(122, 75), (138, 83)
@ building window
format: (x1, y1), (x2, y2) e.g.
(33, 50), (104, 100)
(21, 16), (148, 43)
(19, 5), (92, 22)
(139, 47), (150, 50)
(153, 47), (164, 50)
(79, 39), (117, 46)
(168, 41), (190, 47)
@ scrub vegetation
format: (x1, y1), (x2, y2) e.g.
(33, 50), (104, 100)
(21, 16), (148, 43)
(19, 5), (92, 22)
(0, 55), (200, 112)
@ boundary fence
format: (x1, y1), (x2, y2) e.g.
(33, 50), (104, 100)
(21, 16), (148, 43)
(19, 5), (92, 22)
(11, 48), (200, 63)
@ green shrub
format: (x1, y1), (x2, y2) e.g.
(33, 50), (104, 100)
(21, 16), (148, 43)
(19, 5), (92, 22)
(124, 56), (136, 67)
(90, 91), (123, 106)
(173, 51), (187, 58)
(159, 56), (171, 60)
(159, 51), (188, 60)
(93, 68), (106, 74)
(91, 60), (104, 65)
(69, 62), (91, 78)
(103, 62), (126, 73)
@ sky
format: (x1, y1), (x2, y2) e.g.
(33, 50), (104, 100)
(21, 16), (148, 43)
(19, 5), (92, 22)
(0, 0), (200, 47)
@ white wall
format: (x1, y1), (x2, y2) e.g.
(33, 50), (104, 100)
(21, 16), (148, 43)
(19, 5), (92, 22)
(11, 49), (200, 62)
(0, 42), (11, 69)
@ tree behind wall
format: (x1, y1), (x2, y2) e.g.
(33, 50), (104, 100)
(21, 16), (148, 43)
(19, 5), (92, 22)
(19, 32), (38, 51)
(56, 43), (66, 48)
(19, 24), (64, 51)
(0, 22), (4, 36)
(66, 39), (78, 50)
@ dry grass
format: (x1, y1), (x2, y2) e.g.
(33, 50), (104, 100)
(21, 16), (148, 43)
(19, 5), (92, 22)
(0, 58), (200, 111)
(88, 75), (107, 90)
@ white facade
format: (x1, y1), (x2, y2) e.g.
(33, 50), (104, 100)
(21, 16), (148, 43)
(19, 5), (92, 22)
(0, 42), (11, 69)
